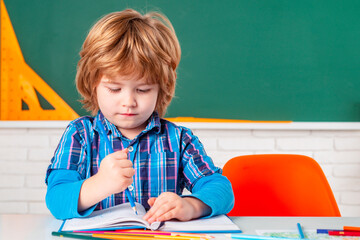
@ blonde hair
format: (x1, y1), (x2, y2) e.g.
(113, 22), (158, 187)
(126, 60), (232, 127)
(76, 9), (181, 117)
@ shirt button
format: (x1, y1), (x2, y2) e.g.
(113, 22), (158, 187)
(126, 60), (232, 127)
(128, 185), (134, 191)
(128, 146), (134, 152)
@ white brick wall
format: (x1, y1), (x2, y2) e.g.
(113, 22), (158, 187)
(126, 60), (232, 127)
(0, 126), (60, 215)
(0, 121), (360, 216)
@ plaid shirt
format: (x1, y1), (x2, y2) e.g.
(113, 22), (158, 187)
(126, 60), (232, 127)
(46, 111), (221, 210)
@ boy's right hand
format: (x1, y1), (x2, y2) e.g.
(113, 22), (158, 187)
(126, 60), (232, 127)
(96, 148), (135, 195)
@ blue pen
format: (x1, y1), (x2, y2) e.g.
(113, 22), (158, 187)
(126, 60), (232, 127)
(96, 119), (138, 215)
(297, 223), (305, 239)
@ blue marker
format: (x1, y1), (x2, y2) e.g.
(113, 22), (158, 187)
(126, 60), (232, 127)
(96, 119), (138, 215)
(297, 223), (305, 239)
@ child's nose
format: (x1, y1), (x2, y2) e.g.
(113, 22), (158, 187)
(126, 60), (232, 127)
(121, 91), (136, 107)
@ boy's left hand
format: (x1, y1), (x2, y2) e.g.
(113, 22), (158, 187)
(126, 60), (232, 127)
(143, 192), (211, 224)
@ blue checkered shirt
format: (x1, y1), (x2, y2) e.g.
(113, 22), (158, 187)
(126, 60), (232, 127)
(46, 112), (230, 215)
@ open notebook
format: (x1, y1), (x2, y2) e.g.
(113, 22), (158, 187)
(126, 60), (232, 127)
(60, 202), (241, 233)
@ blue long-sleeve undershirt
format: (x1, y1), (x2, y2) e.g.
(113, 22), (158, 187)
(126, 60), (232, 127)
(46, 170), (234, 220)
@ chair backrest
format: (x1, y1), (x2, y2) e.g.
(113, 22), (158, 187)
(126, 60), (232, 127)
(222, 154), (340, 217)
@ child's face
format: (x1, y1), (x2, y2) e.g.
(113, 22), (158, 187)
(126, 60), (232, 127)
(96, 73), (159, 139)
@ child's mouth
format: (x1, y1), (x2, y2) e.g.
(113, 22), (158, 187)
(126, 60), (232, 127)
(121, 113), (137, 116)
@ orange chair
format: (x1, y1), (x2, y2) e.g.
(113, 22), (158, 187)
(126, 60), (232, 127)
(222, 154), (340, 217)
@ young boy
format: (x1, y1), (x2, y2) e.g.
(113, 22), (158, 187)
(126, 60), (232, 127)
(45, 9), (234, 223)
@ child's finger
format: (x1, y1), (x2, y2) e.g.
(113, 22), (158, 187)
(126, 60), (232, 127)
(117, 159), (133, 168)
(113, 148), (129, 159)
(122, 148), (129, 155)
(121, 167), (135, 178)
(147, 197), (157, 207)
(150, 204), (176, 223)
(144, 196), (170, 221)
(148, 195), (167, 210)
(143, 200), (160, 221)
(154, 209), (176, 222)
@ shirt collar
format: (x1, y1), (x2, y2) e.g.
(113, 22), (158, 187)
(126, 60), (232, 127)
(94, 111), (161, 139)
(94, 111), (118, 137)
(145, 112), (161, 134)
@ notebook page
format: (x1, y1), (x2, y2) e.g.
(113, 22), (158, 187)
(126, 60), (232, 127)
(61, 202), (161, 231)
(161, 214), (240, 232)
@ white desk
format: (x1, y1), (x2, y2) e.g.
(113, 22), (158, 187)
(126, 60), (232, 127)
(231, 217), (360, 234)
(0, 214), (359, 240)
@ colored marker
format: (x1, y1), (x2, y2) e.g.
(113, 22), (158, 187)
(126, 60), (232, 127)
(344, 226), (360, 231)
(328, 230), (360, 237)
(297, 223), (305, 239)
(316, 229), (341, 234)
(52, 231), (104, 239)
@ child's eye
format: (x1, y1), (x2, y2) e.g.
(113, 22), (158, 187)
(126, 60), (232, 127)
(107, 88), (121, 93)
(137, 88), (150, 93)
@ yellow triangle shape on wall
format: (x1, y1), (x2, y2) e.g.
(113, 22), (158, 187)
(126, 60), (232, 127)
(0, 0), (79, 120)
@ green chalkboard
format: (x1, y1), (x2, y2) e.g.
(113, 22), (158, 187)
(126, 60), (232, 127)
(4, 0), (360, 121)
